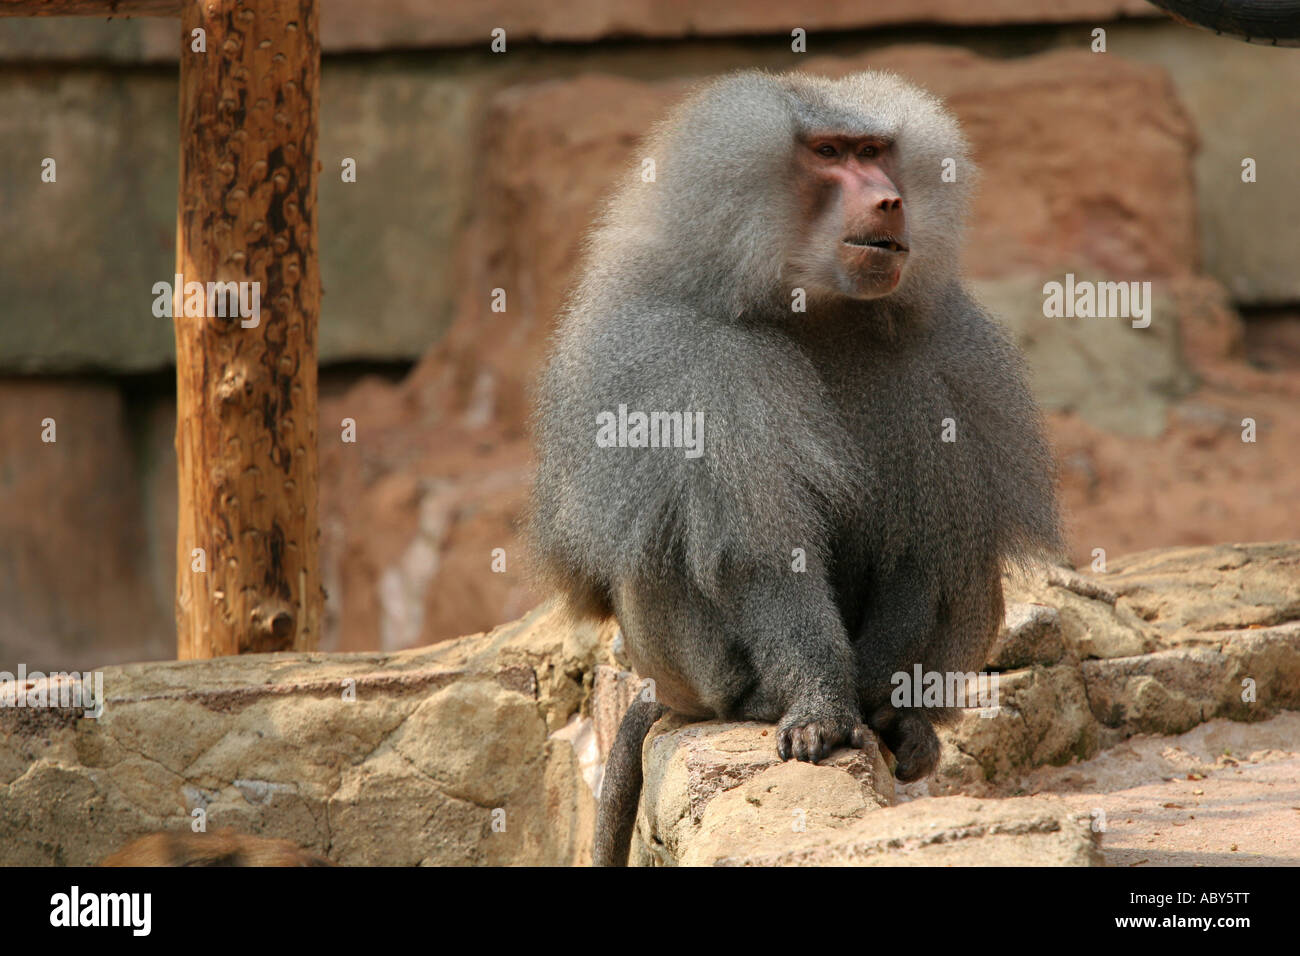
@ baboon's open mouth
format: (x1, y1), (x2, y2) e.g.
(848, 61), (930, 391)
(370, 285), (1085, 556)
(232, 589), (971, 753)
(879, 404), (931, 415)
(843, 235), (908, 253)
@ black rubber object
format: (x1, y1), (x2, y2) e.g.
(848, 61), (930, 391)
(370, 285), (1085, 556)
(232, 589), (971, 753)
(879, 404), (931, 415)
(1146, 0), (1300, 45)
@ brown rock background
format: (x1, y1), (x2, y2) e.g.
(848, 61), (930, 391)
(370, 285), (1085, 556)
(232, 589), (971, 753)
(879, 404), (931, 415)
(1, 5), (1298, 666)
(4, 544), (1292, 866)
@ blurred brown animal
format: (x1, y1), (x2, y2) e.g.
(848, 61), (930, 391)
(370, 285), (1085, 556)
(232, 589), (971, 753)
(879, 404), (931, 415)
(100, 828), (335, 867)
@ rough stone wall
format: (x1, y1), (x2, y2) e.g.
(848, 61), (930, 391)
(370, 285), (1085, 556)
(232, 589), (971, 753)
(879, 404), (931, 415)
(629, 542), (1299, 865)
(0, 605), (614, 866)
(4, 544), (1293, 866)
(2, 6), (1298, 666)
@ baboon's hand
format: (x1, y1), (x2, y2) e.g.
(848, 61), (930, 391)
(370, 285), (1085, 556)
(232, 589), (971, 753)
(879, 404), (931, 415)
(777, 712), (870, 763)
(870, 708), (940, 782)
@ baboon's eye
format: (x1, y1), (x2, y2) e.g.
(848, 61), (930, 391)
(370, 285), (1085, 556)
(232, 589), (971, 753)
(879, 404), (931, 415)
(815, 143), (838, 158)
(860, 145), (879, 159)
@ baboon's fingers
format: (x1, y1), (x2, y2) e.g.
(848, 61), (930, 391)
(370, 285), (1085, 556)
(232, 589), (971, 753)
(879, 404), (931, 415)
(889, 712), (941, 782)
(778, 714), (862, 763)
(850, 723), (872, 750)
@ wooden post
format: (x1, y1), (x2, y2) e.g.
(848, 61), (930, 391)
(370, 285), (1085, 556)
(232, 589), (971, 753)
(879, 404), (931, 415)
(174, 0), (321, 657)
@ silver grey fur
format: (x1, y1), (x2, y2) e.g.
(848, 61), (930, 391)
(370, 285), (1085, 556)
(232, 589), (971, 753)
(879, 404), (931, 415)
(527, 70), (1063, 864)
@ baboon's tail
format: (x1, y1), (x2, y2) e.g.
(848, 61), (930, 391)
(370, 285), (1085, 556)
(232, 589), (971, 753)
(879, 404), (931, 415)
(592, 699), (666, 866)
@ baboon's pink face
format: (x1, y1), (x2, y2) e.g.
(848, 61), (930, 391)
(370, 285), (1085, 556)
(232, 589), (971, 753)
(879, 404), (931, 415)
(791, 135), (910, 301)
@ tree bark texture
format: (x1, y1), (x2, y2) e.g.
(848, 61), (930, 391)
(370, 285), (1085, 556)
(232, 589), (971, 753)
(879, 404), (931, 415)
(174, 0), (321, 658)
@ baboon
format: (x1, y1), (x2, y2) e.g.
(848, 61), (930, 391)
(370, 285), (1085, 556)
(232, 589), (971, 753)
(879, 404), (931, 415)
(528, 70), (1062, 866)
